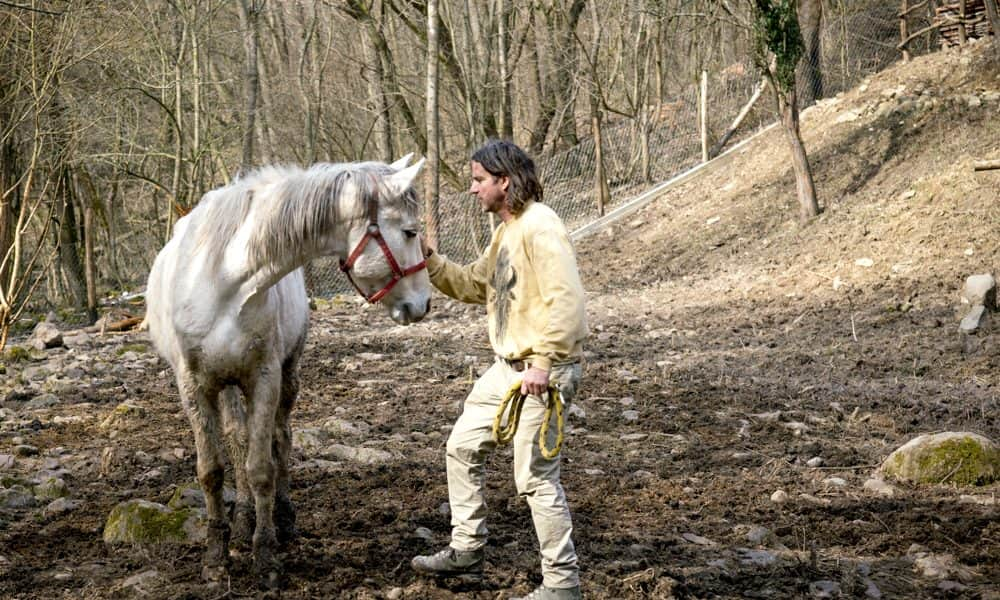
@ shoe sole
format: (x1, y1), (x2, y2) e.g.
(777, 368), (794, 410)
(413, 569), (483, 583)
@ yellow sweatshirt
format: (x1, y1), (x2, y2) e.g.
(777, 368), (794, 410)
(425, 200), (588, 372)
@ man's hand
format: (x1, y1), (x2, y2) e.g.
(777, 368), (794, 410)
(521, 366), (549, 397)
(419, 234), (436, 259)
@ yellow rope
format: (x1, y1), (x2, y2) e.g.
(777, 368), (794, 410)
(493, 381), (564, 459)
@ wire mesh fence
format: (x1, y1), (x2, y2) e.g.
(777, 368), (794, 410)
(307, 2), (952, 297)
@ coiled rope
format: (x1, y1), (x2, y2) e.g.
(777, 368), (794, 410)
(493, 381), (564, 459)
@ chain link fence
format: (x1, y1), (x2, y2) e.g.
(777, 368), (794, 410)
(307, 1), (952, 297)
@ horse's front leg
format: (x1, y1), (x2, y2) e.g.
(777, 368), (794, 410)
(246, 361), (283, 589)
(178, 369), (229, 585)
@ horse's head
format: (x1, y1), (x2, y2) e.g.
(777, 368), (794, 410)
(340, 156), (432, 325)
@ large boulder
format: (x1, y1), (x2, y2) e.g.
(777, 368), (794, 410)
(880, 432), (999, 486)
(103, 499), (205, 545)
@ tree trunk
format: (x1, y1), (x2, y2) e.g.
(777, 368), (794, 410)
(169, 16), (187, 240)
(778, 89), (820, 222)
(551, 0), (586, 150)
(0, 125), (18, 295)
(498, 0), (514, 139)
(798, 0), (824, 105)
(238, 0), (263, 174)
(369, 2), (393, 162)
(54, 168), (87, 309)
(583, 1), (608, 214)
(424, 0), (440, 247)
(81, 177), (97, 323)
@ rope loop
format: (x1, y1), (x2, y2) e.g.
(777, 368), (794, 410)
(493, 381), (565, 459)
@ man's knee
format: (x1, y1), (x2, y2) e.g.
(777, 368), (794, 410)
(447, 432), (486, 465)
(515, 471), (560, 499)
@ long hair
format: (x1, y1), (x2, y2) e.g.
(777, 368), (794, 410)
(471, 139), (543, 215)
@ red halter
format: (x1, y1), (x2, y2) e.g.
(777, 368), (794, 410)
(339, 189), (426, 303)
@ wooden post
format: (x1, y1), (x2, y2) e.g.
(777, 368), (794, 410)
(900, 0), (911, 61)
(700, 70), (708, 163)
(592, 109), (609, 216)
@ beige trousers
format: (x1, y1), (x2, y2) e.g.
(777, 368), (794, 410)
(446, 358), (582, 589)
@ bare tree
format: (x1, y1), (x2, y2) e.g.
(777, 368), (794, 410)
(425, 0), (441, 247)
(528, 0), (586, 153)
(0, 3), (77, 347)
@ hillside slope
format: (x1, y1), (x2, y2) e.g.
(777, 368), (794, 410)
(578, 38), (1000, 391)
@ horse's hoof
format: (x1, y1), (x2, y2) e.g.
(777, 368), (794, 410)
(252, 550), (283, 591)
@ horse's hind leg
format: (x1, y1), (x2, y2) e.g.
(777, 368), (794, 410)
(178, 369), (230, 584)
(246, 362), (283, 589)
(274, 348), (301, 545)
(221, 387), (254, 549)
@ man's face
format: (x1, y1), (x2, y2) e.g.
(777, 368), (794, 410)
(469, 161), (508, 215)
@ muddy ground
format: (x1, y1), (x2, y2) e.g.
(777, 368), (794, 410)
(2, 41), (999, 600)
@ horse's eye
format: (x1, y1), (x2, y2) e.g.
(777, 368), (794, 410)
(403, 229), (418, 239)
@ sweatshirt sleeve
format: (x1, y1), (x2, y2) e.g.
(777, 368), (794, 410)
(527, 226), (588, 371)
(425, 248), (490, 305)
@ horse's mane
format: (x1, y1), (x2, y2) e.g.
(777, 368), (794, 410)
(188, 162), (419, 271)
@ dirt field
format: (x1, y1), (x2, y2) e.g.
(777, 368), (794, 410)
(1, 41), (999, 599)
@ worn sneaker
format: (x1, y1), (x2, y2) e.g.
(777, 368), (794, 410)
(411, 546), (484, 582)
(511, 585), (582, 600)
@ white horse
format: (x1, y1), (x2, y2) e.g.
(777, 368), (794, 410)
(145, 156), (431, 589)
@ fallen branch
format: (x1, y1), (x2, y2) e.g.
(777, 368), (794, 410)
(973, 159), (1000, 171)
(709, 77), (768, 159)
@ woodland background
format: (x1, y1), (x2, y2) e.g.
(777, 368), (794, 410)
(0, 0), (940, 344)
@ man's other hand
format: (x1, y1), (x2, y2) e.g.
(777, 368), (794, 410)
(521, 366), (549, 397)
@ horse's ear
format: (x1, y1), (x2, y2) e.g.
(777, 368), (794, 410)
(389, 153), (415, 171)
(388, 157), (425, 194)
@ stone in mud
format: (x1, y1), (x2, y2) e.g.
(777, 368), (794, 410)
(881, 432), (999, 486)
(103, 499), (205, 545)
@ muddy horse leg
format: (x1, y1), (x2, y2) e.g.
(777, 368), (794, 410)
(179, 370), (229, 584)
(221, 386), (254, 549)
(246, 363), (282, 589)
(274, 348), (301, 545)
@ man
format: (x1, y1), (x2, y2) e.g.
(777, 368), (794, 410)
(411, 139), (588, 600)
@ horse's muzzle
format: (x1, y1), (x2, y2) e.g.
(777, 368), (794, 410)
(391, 300), (430, 325)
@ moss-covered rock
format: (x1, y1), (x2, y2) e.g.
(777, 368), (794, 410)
(881, 432), (1000, 486)
(103, 499), (205, 545)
